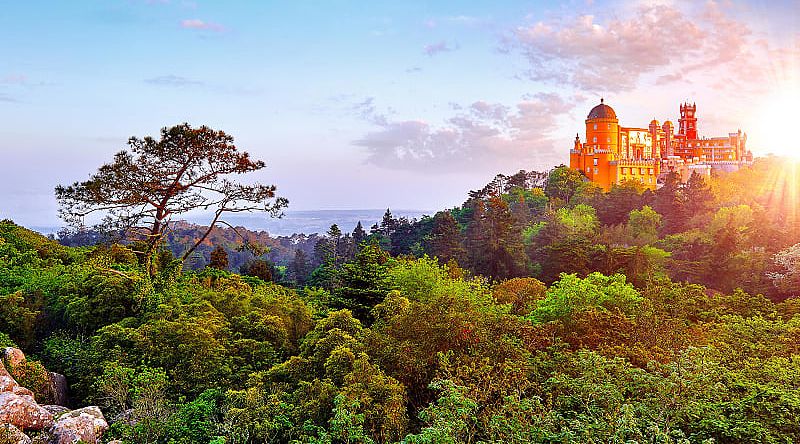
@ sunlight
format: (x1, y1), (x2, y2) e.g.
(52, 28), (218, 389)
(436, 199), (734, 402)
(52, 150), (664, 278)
(752, 85), (800, 158)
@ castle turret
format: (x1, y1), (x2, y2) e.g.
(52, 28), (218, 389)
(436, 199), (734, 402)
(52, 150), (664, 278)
(585, 98), (619, 156)
(679, 102), (698, 140)
(662, 120), (674, 157)
(649, 119), (663, 159)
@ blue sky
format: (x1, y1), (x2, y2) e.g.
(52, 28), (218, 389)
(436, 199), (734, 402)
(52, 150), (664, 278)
(1, 0), (798, 226)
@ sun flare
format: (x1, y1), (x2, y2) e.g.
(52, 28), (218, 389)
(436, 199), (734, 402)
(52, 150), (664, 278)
(753, 86), (800, 159)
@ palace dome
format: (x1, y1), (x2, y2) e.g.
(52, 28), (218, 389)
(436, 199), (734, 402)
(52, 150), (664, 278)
(587, 99), (617, 120)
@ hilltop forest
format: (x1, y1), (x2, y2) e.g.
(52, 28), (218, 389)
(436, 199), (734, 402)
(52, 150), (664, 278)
(2, 155), (800, 443)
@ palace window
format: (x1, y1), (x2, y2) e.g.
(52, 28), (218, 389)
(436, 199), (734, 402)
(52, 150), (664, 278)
(622, 167), (628, 174)
(593, 137), (597, 143)
(594, 168), (598, 174)
(606, 137), (611, 143)
(648, 168), (653, 174)
(593, 158), (598, 166)
(640, 168), (645, 174)
(607, 123), (611, 129)
(593, 124), (597, 130)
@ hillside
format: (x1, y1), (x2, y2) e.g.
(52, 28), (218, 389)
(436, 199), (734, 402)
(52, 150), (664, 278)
(1, 158), (800, 442)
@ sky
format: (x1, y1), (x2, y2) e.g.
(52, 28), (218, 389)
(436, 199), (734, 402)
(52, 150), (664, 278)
(1, 0), (798, 227)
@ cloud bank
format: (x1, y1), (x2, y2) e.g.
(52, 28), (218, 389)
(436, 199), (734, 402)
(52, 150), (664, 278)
(353, 93), (574, 173)
(180, 18), (225, 32)
(144, 75), (203, 87)
(423, 41), (457, 56)
(508, 2), (798, 94)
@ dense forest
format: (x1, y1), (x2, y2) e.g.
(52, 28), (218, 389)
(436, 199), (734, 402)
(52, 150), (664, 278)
(2, 155), (800, 442)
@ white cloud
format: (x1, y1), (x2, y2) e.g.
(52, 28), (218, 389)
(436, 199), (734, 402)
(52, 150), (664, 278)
(507, 2), (799, 95)
(423, 41), (457, 56)
(144, 75), (203, 87)
(353, 93), (574, 173)
(180, 19), (225, 32)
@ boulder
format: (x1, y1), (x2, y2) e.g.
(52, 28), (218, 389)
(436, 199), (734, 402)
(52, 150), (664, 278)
(11, 385), (35, 398)
(0, 392), (54, 431)
(3, 348), (26, 368)
(0, 424), (31, 444)
(41, 405), (70, 417)
(0, 360), (35, 399)
(47, 406), (108, 444)
(0, 372), (18, 393)
(0, 360), (16, 392)
(47, 373), (68, 407)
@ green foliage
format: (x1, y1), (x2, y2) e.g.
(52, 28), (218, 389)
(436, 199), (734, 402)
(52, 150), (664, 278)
(555, 203), (599, 236)
(404, 380), (479, 444)
(2, 159), (800, 443)
(0, 291), (41, 349)
(628, 205), (661, 244)
(6, 358), (54, 404)
(0, 332), (16, 348)
(168, 389), (224, 444)
(545, 165), (590, 205)
(333, 243), (393, 322)
(492, 277), (546, 315)
(530, 272), (643, 324)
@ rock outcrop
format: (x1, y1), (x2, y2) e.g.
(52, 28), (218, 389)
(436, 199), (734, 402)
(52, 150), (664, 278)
(0, 423), (32, 444)
(0, 348), (108, 444)
(46, 406), (108, 444)
(40, 405), (70, 417)
(46, 373), (68, 407)
(2, 348), (26, 369)
(0, 392), (54, 431)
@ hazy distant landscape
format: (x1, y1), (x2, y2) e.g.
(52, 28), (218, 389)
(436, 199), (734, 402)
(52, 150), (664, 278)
(31, 209), (433, 238)
(199, 209), (433, 236)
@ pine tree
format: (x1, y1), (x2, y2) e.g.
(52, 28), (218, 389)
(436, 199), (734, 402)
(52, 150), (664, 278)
(351, 221), (367, 256)
(292, 249), (310, 286)
(335, 243), (392, 322)
(653, 171), (686, 235)
(483, 196), (527, 279)
(683, 172), (714, 220)
(427, 211), (465, 265)
(464, 200), (488, 274)
(327, 224), (343, 266)
(378, 209), (396, 252)
(243, 259), (273, 282)
(209, 245), (229, 270)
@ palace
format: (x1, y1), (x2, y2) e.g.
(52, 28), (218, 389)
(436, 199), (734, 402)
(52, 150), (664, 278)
(569, 100), (752, 190)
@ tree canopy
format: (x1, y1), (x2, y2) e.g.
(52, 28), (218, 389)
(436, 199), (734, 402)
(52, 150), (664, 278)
(55, 123), (287, 274)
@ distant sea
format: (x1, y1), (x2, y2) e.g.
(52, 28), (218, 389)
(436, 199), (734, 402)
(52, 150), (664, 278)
(29, 209), (435, 238)
(207, 209), (434, 236)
